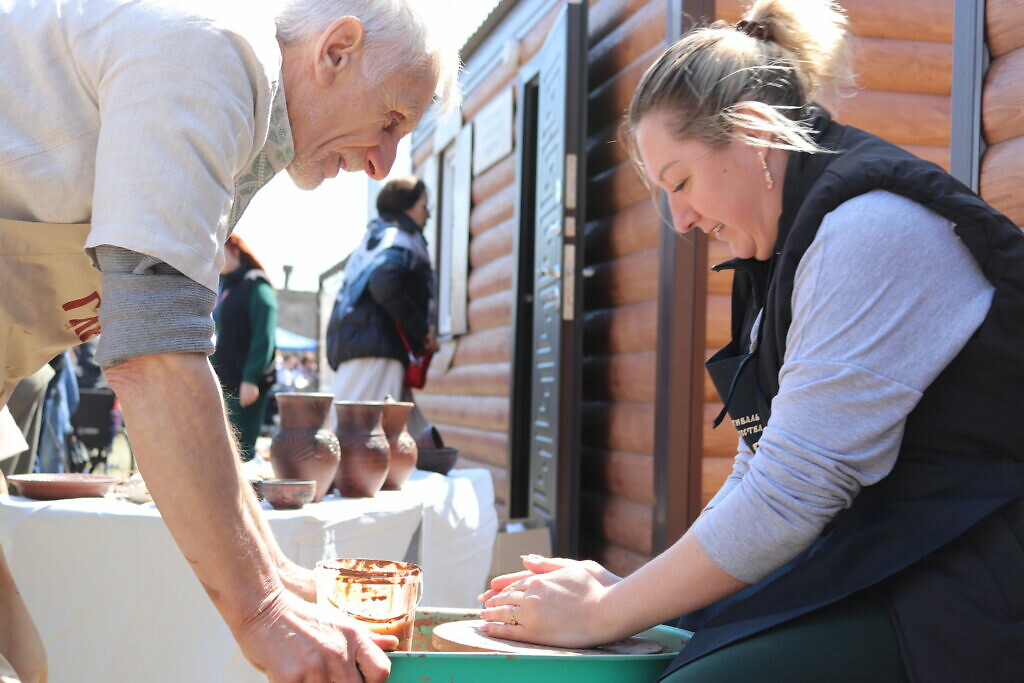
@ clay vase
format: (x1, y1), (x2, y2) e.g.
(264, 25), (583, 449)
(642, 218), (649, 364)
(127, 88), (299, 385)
(381, 401), (417, 490)
(270, 393), (340, 503)
(333, 401), (390, 498)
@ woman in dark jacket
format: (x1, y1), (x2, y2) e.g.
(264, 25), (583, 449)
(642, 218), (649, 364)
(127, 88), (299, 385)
(211, 232), (277, 461)
(479, 1), (1024, 681)
(326, 175), (437, 404)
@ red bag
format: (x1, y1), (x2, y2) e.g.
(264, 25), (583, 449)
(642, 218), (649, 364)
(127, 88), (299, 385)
(393, 324), (434, 389)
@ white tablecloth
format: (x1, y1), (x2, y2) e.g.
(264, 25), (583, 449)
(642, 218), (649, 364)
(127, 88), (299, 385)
(0, 469), (496, 683)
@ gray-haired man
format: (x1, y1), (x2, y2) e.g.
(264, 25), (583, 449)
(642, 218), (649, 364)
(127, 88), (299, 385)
(0, 1), (458, 680)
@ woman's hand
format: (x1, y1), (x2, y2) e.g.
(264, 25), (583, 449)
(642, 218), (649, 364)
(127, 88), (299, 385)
(478, 560), (620, 649)
(239, 381), (259, 407)
(478, 555), (621, 603)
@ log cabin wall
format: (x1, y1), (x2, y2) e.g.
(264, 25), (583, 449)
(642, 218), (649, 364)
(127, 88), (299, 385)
(410, 1), (565, 522)
(701, 0), (956, 505)
(981, 0), (1024, 227)
(580, 0), (668, 577)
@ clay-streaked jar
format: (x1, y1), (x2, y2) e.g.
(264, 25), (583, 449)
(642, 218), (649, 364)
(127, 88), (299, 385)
(270, 393), (340, 502)
(333, 401), (390, 498)
(382, 400), (417, 490)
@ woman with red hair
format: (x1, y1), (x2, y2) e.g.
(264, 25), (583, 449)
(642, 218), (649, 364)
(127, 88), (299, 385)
(211, 233), (277, 460)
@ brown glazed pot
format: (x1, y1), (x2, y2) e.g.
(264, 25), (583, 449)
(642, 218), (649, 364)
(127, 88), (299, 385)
(333, 401), (390, 498)
(381, 401), (417, 490)
(270, 393), (340, 502)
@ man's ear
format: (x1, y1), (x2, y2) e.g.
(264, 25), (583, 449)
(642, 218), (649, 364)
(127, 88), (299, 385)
(313, 15), (364, 86)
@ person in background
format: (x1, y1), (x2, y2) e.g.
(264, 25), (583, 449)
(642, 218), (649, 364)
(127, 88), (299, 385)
(211, 233), (277, 462)
(326, 175), (438, 406)
(480, 1), (1024, 681)
(0, 367), (55, 477)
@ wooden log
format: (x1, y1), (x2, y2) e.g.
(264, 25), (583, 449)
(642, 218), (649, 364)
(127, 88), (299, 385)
(588, 43), (663, 135)
(589, 1), (665, 88)
(701, 456), (735, 508)
(432, 422), (508, 469)
(414, 394), (508, 433)
(462, 60), (516, 124)
(837, 90), (950, 148)
(702, 403), (740, 459)
(519, 2), (563, 65)
(412, 137), (434, 170)
(982, 47), (1024, 146)
(584, 198), (661, 263)
(980, 137), (1024, 228)
(467, 289), (513, 332)
(587, 118), (632, 179)
(452, 325), (513, 367)
(852, 36), (951, 96)
(580, 492), (653, 557)
(987, 0), (1024, 57)
(417, 361), (511, 398)
(470, 184), (515, 237)
(469, 218), (514, 270)
(581, 446), (655, 507)
(583, 246), (660, 309)
(705, 293), (731, 350)
(581, 400), (655, 455)
(588, 160), (653, 220)
(582, 350), (657, 404)
(468, 252), (514, 300)
(455, 456), (509, 507)
(579, 538), (648, 576)
(899, 144), (950, 171)
(472, 153), (515, 204)
(717, 0), (953, 43)
(583, 298), (659, 355)
(588, 0), (653, 48)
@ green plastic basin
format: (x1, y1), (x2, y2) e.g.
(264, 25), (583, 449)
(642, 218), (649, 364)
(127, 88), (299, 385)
(387, 608), (691, 682)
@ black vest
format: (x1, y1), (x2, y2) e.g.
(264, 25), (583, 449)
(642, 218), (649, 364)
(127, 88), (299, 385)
(666, 109), (1024, 681)
(213, 267), (275, 394)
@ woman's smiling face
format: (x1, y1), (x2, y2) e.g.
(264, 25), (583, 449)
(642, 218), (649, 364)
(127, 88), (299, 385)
(634, 111), (785, 260)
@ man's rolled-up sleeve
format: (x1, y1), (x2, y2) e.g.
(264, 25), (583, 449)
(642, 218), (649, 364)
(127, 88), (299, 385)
(93, 246), (215, 369)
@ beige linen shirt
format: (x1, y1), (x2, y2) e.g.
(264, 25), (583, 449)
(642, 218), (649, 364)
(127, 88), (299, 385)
(0, 0), (294, 293)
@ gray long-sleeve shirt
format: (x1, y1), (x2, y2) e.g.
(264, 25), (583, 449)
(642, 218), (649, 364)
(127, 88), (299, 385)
(693, 190), (995, 584)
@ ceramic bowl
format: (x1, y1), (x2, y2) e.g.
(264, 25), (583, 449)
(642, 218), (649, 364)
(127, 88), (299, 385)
(261, 479), (316, 510)
(7, 473), (121, 500)
(416, 447), (459, 475)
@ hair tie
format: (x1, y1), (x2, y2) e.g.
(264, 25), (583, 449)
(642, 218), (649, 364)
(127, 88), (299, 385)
(736, 19), (772, 41)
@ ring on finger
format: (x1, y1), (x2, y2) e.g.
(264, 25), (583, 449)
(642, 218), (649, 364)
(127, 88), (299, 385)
(508, 604), (518, 626)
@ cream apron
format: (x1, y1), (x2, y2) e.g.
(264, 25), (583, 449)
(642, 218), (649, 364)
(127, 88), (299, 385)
(1, 216), (101, 682)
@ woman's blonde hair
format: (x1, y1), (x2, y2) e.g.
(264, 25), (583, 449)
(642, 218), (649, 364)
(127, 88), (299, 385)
(626, 0), (855, 160)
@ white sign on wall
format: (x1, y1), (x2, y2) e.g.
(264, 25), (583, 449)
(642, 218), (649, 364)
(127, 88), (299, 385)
(472, 87), (514, 175)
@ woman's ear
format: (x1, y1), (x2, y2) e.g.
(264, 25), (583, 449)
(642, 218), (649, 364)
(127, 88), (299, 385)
(313, 16), (365, 86)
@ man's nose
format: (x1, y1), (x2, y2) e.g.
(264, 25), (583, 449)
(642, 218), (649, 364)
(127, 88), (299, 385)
(364, 137), (399, 181)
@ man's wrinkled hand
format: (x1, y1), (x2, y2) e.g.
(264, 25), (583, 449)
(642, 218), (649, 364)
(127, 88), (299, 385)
(234, 588), (397, 683)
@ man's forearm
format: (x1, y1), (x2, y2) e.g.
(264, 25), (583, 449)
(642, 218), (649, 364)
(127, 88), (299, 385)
(105, 353), (282, 628)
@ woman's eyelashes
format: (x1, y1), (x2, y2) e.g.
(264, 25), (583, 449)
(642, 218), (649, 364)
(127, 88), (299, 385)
(671, 178), (687, 193)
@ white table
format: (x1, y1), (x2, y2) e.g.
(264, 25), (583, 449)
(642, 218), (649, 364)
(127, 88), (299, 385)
(0, 469), (496, 683)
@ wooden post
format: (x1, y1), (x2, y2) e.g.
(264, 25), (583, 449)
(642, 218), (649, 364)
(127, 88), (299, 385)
(652, 0), (713, 555)
(950, 0), (988, 190)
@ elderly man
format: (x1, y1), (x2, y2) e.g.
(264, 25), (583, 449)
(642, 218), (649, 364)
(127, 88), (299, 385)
(0, 0), (458, 681)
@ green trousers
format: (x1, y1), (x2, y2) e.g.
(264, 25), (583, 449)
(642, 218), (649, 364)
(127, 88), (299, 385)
(225, 391), (270, 462)
(663, 590), (908, 682)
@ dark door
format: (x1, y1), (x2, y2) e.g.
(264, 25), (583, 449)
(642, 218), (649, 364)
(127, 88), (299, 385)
(510, 2), (587, 556)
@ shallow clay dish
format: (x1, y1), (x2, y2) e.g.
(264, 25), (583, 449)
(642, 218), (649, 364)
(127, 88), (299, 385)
(7, 473), (120, 500)
(416, 447), (458, 475)
(261, 479), (316, 510)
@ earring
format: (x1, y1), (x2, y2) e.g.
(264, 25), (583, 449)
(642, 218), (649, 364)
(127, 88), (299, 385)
(758, 152), (774, 190)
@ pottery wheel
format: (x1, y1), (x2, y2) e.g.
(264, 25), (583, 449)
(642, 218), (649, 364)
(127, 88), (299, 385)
(431, 620), (664, 656)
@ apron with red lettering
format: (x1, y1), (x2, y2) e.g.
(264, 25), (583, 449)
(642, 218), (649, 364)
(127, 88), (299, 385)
(0, 216), (101, 682)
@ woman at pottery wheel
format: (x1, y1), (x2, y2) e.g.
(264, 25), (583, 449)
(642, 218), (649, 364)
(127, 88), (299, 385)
(481, 1), (1024, 680)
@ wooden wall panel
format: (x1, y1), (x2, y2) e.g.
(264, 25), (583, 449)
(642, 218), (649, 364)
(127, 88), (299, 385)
(417, 361), (510, 398)
(581, 0), (666, 578)
(837, 90), (950, 148)
(467, 289), (513, 332)
(980, 137), (1024, 228)
(987, 0), (1024, 58)
(853, 37), (951, 95)
(469, 219), (514, 269)
(982, 47), (1024, 146)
